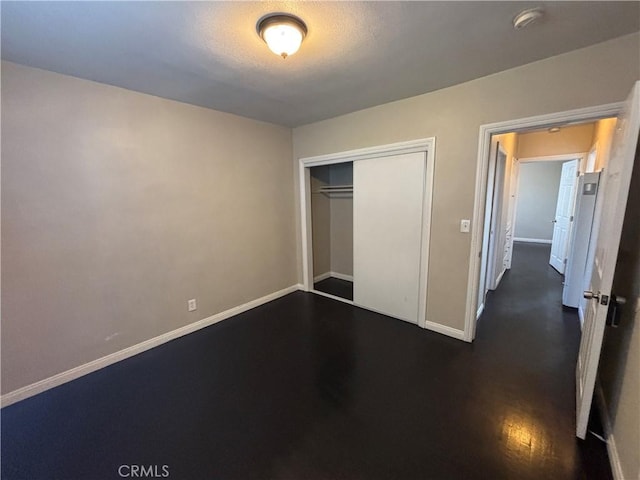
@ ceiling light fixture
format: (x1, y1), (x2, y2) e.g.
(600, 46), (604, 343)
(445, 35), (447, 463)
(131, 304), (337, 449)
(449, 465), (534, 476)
(513, 8), (544, 29)
(548, 127), (561, 133)
(257, 13), (307, 59)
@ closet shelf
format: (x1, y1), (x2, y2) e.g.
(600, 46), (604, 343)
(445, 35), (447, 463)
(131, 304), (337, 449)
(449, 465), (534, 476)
(313, 184), (353, 195)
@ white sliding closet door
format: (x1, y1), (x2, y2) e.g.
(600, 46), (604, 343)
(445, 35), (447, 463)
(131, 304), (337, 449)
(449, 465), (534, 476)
(353, 152), (426, 324)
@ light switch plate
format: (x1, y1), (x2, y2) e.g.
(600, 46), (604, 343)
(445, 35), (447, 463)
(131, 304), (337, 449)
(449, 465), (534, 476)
(460, 219), (471, 233)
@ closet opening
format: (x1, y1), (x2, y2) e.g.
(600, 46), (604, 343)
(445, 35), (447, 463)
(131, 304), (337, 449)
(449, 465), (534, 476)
(299, 138), (436, 329)
(310, 163), (354, 301)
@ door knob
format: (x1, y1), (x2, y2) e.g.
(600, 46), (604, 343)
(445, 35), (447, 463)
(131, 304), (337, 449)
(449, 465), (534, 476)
(614, 295), (627, 305)
(584, 291), (600, 300)
(608, 294), (627, 327)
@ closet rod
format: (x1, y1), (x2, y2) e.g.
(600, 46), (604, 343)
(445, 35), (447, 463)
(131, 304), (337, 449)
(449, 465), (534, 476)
(313, 184), (353, 194)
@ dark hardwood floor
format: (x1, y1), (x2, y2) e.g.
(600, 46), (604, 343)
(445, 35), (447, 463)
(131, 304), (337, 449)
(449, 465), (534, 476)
(314, 277), (353, 301)
(1, 243), (611, 479)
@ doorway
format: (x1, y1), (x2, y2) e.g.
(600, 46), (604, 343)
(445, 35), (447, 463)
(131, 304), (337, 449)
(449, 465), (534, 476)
(309, 162), (354, 301)
(299, 138), (435, 328)
(465, 91), (640, 445)
(472, 116), (618, 333)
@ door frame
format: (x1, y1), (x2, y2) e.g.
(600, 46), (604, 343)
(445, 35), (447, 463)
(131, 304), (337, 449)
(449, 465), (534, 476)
(464, 102), (622, 342)
(299, 137), (436, 328)
(477, 142), (508, 318)
(485, 143), (508, 293)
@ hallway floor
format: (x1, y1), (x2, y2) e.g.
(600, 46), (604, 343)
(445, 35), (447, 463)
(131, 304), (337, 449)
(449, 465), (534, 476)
(2, 243), (611, 479)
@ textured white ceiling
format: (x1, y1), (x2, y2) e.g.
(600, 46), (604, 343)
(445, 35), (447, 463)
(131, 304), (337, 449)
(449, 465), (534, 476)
(2, 1), (639, 126)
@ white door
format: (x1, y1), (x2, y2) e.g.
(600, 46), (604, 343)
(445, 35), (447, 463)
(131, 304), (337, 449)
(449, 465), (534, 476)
(353, 152), (426, 324)
(562, 172), (600, 309)
(549, 159), (579, 273)
(576, 82), (640, 439)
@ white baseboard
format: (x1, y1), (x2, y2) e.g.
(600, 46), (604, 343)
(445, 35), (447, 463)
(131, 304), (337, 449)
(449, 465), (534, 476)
(329, 272), (354, 282)
(513, 237), (552, 244)
(1, 284), (301, 408)
(313, 272), (331, 283)
(595, 383), (624, 480)
(423, 320), (467, 341)
(313, 271), (354, 283)
(311, 289), (355, 305)
(495, 268), (506, 289)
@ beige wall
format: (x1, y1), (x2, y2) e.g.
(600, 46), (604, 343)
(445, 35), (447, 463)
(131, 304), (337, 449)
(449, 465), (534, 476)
(514, 161), (563, 240)
(591, 118), (618, 171)
(517, 123), (595, 160)
(293, 33), (640, 332)
(1, 61), (296, 394)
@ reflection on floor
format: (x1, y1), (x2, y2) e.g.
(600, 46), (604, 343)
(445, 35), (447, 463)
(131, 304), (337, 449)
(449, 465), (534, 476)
(1, 243), (611, 479)
(314, 276), (354, 301)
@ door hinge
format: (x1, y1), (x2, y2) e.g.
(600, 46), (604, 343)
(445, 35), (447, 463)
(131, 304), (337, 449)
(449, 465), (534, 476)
(564, 258), (568, 265)
(570, 215), (574, 222)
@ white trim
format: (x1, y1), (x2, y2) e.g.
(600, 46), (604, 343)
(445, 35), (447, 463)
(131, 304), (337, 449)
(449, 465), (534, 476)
(311, 289), (355, 305)
(476, 302), (485, 320)
(300, 166), (313, 291)
(1, 284), (302, 408)
(513, 237), (553, 244)
(299, 137), (436, 331)
(464, 101), (623, 342)
(423, 320), (466, 341)
(418, 144), (436, 330)
(313, 272), (354, 283)
(595, 383), (624, 480)
(494, 267), (506, 288)
(518, 153), (587, 164)
(330, 272), (354, 282)
(299, 138), (436, 167)
(313, 272), (332, 283)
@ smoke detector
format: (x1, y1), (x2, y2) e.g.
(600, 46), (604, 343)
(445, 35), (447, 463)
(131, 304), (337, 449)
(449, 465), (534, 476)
(513, 8), (544, 29)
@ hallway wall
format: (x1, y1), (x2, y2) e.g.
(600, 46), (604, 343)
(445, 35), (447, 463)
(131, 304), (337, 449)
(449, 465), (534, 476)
(517, 123), (594, 160)
(514, 161), (563, 242)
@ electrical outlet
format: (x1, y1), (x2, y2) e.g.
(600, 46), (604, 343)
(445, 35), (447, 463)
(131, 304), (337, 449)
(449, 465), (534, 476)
(460, 219), (471, 233)
(188, 299), (197, 312)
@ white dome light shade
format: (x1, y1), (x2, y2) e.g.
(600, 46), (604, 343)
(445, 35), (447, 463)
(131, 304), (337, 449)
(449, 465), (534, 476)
(257, 14), (307, 59)
(513, 8), (544, 29)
